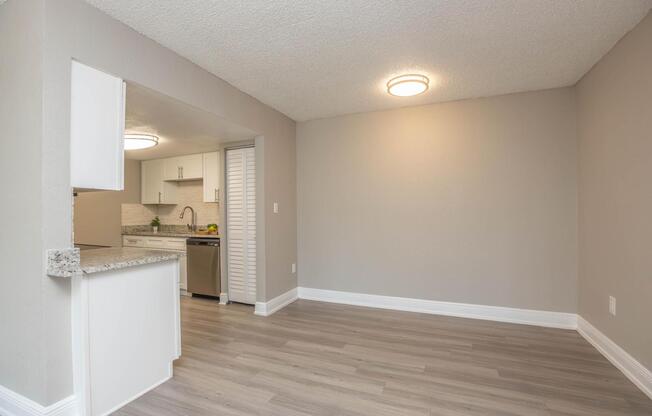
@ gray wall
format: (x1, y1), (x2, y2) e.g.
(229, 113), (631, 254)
(74, 159), (141, 247)
(577, 11), (652, 369)
(297, 88), (578, 313)
(0, 0), (48, 404)
(1, 0), (297, 406)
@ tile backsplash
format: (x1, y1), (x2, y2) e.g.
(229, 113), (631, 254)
(121, 203), (156, 226)
(122, 180), (219, 227)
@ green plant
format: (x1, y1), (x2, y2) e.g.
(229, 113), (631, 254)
(150, 216), (161, 227)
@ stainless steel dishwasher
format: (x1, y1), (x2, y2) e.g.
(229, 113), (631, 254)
(186, 238), (221, 297)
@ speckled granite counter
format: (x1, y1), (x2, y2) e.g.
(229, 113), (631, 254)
(47, 248), (81, 277)
(80, 247), (181, 275)
(122, 231), (220, 239)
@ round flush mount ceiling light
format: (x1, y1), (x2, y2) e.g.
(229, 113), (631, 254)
(387, 74), (429, 97)
(124, 134), (159, 150)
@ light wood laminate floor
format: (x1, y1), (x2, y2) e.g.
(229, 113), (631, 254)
(115, 297), (652, 416)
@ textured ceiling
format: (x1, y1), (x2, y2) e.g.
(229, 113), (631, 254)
(125, 82), (255, 160)
(86, 0), (651, 121)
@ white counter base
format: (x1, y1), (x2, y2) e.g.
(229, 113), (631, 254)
(72, 259), (181, 416)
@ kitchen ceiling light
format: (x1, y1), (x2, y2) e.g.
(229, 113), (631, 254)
(387, 74), (429, 97)
(124, 134), (159, 150)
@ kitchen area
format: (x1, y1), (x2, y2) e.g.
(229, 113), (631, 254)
(119, 149), (223, 298)
(80, 149), (226, 300)
(61, 62), (258, 415)
(73, 80), (257, 302)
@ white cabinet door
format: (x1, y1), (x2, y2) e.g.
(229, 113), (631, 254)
(163, 154), (203, 181)
(141, 160), (162, 204)
(163, 157), (182, 181)
(202, 152), (220, 203)
(141, 160), (177, 204)
(70, 61), (125, 190)
(226, 147), (256, 305)
(160, 181), (178, 204)
(179, 154), (203, 180)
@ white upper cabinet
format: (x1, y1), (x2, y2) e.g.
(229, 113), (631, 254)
(141, 160), (161, 204)
(141, 159), (177, 204)
(202, 152), (221, 203)
(163, 154), (203, 181)
(179, 154), (203, 180)
(162, 158), (179, 181)
(70, 61), (126, 190)
(142, 152), (218, 204)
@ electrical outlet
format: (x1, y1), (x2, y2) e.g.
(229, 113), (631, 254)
(273, 202), (279, 214)
(609, 296), (616, 316)
(291, 263), (296, 274)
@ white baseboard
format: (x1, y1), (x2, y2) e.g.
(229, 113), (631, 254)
(577, 316), (652, 400)
(0, 385), (77, 416)
(255, 288), (298, 316)
(297, 287), (577, 329)
(97, 371), (172, 416)
(219, 292), (229, 305)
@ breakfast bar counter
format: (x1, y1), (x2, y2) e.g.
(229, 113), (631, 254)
(72, 247), (181, 416)
(79, 246), (182, 274)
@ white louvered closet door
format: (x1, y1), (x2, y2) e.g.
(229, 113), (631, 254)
(226, 147), (256, 304)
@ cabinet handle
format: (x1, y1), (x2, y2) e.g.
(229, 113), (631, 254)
(215, 188), (218, 203)
(177, 167), (181, 179)
(181, 166), (184, 179)
(158, 191), (161, 204)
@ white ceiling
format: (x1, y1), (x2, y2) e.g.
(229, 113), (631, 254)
(88, 0), (651, 121)
(125, 82), (256, 160)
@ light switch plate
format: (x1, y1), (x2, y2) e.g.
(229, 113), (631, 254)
(292, 263), (296, 274)
(273, 202), (279, 213)
(609, 296), (616, 316)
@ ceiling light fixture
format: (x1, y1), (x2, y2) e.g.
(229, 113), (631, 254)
(387, 74), (429, 97)
(124, 134), (159, 150)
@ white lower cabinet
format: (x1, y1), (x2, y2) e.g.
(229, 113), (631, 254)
(123, 236), (188, 290)
(122, 236), (145, 247)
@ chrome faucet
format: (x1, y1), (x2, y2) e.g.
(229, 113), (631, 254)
(179, 206), (197, 232)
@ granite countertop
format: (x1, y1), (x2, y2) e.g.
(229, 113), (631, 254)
(80, 247), (182, 275)
(122, 231), (221, 239)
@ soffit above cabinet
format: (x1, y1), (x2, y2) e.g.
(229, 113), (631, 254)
(124, 82), (256, 161)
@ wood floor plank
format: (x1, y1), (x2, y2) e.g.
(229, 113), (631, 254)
(114, 297), (652, 415)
